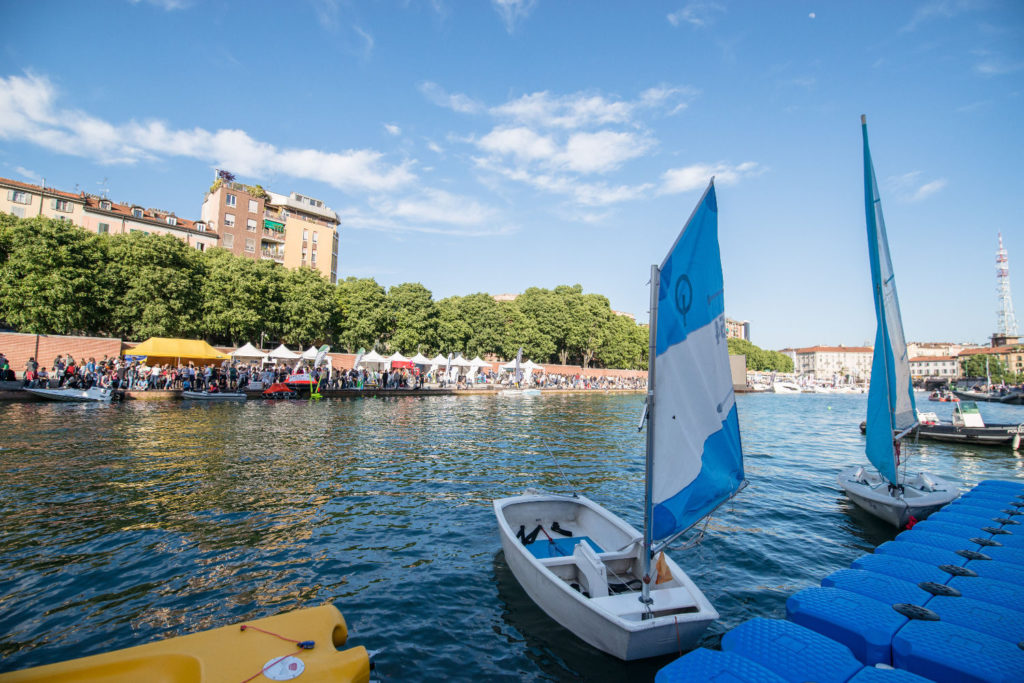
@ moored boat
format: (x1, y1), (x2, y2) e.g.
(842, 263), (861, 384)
(24, 385), (117, 403)
(858, 402), (1024, 449)
(494, 180), (745, 660)
(838, 116), (958, 528)
(0, 604), (370, 683)
(181, 389), (246, 401)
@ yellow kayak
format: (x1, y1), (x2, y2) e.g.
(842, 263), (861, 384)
(0, 604), (370, 683)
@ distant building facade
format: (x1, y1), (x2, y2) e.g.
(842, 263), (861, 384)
(1, 176), (217, 250)
(958, 345), (1024, 378)
(906, 341), (981, 358)
(790, 345), (873, 380)
(725, 317), (750, 342)
(200, 181), (340, 283)
(909, 355), (957, 380)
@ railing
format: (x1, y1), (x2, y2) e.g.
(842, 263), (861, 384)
(261, 249), (284, 262)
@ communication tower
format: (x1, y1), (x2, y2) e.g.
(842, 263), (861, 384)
(996, 232), (1018, 337)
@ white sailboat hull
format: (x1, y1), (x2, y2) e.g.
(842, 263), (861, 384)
(24, 386), (114, 403)
(838, 466), (959, 528)
(494, 493), (717, 661)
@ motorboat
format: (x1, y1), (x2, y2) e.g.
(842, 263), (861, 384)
(181, 389), (246, 401)
(771, 381), (801, 393)
(24, 385), (117, 403)
(927, 389), (958, 402)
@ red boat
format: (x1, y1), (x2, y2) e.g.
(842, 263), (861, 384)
(262, 382), (297, 399)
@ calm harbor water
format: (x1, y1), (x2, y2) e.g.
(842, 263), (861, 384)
(1, 392), (1022, 681)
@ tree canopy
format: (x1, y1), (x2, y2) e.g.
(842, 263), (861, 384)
(0, 214), (767, 371)
(727, 338), (794, 372)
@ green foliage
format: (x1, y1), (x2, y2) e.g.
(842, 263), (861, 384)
(0, 217), (108, 334)
(961, 354), (1015, 383)
(727, 337), (794, 372)
(0, 214), (661, 369)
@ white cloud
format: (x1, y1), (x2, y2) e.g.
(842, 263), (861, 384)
(492, 0), (537, 33)
(887, 171), (947, 202)
(426, 140), (444, 154)
(901, 0), (976, 32)
(354, 25), (374, 59)
(15, 166), (42, 183)
(0, 73), (414, 192)
(475, 157), (652, 206)
(384, 123), (402, 136)
(974, 58), (1024, 76)
(561, 130), (652, 173)
(128, 0), (191, 10)
(667, 2), (725, 28)
(808, 12), (815, 19)
(660, 161), (760, 194)
(476, 126), (557, 161)
(418, 81), (484, 114)
(338, 194), (516, 237)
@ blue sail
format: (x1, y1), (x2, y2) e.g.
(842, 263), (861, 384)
(649, 181), (745, 543)
(862, 117), (917, 485)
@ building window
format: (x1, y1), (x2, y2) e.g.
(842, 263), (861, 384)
(226, 194), (237, 207)
(100, 200), (111, 210)
(311, 250), (317, 263)
(223, 233), (234, 248)
(53, 199), (72, 212)
(196, 243), (205, 251)
(166, 216), (177, 226)
(8, 190), (32, 204)
(195, 222), (206, 232)
(132, 208), (143, 218)
(10, 206), (25, 217)
(302, 230), (309, 240)
(245, 238), (256, 253)
(224, 213), (235, 227)
(248, 199), (258, 213)
(98, 223), (109, 234)
(302, 248), (307, 258)
(312, 232), (318, 243)
(247, 218), (257, 231)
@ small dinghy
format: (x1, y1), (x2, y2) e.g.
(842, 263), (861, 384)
(181, 389), (246, 401)
(0, 604), (370, 682)
(838, 116), (958, 528)
(263, 382), (299, 399)
(495, 180), (745, 661)
(24, 385), (116, 403)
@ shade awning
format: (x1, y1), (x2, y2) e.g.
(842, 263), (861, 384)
(469, 356), (491, 367)
(430, 354), (449, 366)
(128, 337), (230, 361)
(268, 344), (300, 360)
(388, 352), (410, 362)
(410, 353), (432, 364)
(301, 346), (319, 360)
(231, 342), (268, 360)
(359, 350), (389, 365)
(449, 356), (472, 367)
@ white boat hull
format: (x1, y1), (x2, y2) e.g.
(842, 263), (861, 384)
(181, 391), (247, 401)
(838, 466), (959, 528)
(494, 493), (717, 661)
(24, 386), (114, 403)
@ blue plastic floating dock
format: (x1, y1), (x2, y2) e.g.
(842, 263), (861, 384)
(657, 480), (1024, 682)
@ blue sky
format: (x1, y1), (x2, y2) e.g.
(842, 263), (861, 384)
(1, 0), (1021, 351)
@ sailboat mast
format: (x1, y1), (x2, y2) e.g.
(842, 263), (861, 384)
(640, 263), (660, 608)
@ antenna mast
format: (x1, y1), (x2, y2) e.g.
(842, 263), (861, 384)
(996, 232), (1018, 338)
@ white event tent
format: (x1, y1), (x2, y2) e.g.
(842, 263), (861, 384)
(231, 342), (268, 363)
(388, 352), (410, 364)
(301, 346), (319, 360)
(410, 353), (432, 366)
(268, 344), (301, 362)
(358, 350), (389, 369)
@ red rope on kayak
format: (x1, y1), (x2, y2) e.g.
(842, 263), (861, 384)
(239, 623), (314, 648)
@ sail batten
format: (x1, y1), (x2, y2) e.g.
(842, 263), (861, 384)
(646, 181), (745, 544)
(862, 117), (917, 485)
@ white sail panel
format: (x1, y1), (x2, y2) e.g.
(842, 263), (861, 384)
(648, 183), (744, 543)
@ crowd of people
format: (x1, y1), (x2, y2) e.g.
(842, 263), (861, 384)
(0, 351), (647, 394)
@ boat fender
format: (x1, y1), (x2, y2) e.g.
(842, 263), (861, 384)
(939, 564), (978, 578)
(982, 526), (1012, 535)
(955, 549), (991, 561)
(970, 537), (1002, 547)
(551, 521), (573, 537)
(904, 516), (918, 530)
(918, 581), (961, 597)
(892, 604), (940, 621)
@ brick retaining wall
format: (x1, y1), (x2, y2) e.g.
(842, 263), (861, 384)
(0, 332), (123, 377)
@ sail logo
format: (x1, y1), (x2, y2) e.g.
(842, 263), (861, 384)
(674, 275), (693, 325)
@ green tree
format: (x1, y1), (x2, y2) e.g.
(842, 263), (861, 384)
(727, 338), (794, 372)
(335, 277), (388, 352)
(0, 217), (108, 335)
(515, 287), (566, 363)
(280, 267), (338, 347)
(961, 354), (1012, 383)
(436, 293), (505, 358)
(200, 248), (285, 346)
(385, 282), (438, 353)
(105, 231), (204, 340)
(498, 300), (554, 362)
(595, 313), (645, 369)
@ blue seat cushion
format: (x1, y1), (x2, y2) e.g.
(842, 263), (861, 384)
(525, 535), (604, 559)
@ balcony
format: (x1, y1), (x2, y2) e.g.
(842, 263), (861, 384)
(262, 228), (285, 243)
(261, 249), (284, 263)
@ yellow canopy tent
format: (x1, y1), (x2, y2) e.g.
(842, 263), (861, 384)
(126, 337), (230, 366)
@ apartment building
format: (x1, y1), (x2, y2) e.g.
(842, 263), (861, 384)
(906, 341), (981, 358)
(909, 355), (958, 379)
(725, 317), (750, 342)
(959, 345), (1024, 377)
(790, 345), (873, 380)
(1, 177), (217, 250)
(201, 181), (340, 283)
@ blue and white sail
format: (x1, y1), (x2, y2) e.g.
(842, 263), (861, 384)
(647, 180), (745, 546)
(862, 115), (917, 485)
